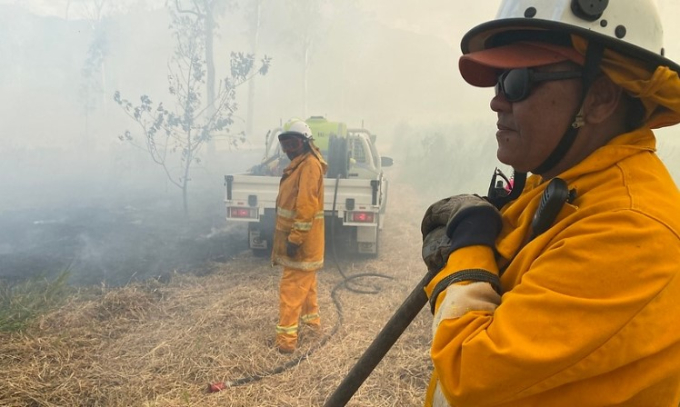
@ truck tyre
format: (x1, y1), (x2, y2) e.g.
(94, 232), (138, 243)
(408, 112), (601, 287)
(369, 226), (380, 258)
(250, 209), (275, 257)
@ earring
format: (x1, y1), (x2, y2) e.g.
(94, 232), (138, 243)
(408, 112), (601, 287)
(571, 106), (585, 129)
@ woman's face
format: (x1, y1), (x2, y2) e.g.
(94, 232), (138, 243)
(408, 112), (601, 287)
(279, 136), (305, 160)
(490, 62), (583, 173)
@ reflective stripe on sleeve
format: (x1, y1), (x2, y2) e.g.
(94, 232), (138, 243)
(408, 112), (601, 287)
(293, 221), (313, 231)
(277, 207), (296, 219)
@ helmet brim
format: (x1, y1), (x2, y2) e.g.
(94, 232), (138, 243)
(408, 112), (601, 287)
(461, 19), (680, 75)
(459, 41), (585, 87)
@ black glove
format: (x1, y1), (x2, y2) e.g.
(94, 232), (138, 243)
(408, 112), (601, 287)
(422, 226), (454, 272)
(286, 241), (300, 258)
(422, 194), (487, 237)
(421, 194), (502, 272)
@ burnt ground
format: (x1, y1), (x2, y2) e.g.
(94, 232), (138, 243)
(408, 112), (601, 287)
(0, 147), (267, 287)
(0, 177), (378, 288)
(0, 179), (432, 407)
(0, 195), (249, 287)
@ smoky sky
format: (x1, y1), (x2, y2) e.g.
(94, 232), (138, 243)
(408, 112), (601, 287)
(2, 0), (680, 285)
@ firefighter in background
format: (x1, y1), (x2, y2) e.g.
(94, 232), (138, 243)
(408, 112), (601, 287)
(420, 0), (680, 405)
(272, 119), (327, 354)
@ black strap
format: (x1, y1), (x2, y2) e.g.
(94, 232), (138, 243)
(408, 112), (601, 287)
(531, 41), (605, 175)
(429, 269), (501, 314)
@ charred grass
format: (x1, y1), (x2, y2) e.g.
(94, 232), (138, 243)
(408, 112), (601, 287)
(0, 182), (433, 406)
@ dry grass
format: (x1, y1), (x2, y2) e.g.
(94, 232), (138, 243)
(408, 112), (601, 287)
(0, 182), (434, 406)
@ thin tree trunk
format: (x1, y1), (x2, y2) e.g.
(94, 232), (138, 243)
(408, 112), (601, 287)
(205, 1), (216, 155)
(303, 45), (309, 118)
(182, 146), (192, 217)
(246, 0), (262, 140)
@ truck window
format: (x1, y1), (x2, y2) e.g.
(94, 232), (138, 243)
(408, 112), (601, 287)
(351, 139), (367, 164)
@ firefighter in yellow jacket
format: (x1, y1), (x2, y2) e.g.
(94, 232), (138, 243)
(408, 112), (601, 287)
(420, 0), (680, 405)
(272, 119), (327, 354)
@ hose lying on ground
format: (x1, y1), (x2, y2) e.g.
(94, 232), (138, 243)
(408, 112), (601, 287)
(207, 176), (393, 392)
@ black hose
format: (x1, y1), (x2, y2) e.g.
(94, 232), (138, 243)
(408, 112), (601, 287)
(211, 174), (393, 391)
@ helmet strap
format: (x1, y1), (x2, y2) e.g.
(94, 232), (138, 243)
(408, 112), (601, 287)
(531, 41), (605, 175)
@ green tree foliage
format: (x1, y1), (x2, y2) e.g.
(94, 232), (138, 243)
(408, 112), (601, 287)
(114, 1), (271, 216)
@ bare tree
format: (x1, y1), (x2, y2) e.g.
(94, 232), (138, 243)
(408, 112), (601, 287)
(65, 0), (72, 20)
(78, 0), (109, 140)
(243, 0), (265, 139)
(172, 0), (236, 154)
(268, 0), (327, 118)
(114, 2), (271, 216)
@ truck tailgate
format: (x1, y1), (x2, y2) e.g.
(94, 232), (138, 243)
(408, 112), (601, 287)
(226, 175), (380, 212)
(225, 174), (279, 209)
(323, 177), (379, 213)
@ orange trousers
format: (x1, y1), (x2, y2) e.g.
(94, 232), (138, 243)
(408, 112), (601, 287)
(276, 267), (321, 351)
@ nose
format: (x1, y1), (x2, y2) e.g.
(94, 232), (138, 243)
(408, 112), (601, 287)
(490, 92), (511, 113)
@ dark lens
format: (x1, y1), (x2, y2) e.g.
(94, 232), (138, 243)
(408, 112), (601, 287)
(502, 69), (530, 102)
(280, 137), (301, 152)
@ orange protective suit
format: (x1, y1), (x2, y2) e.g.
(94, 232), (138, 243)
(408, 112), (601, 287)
(272, 147), (327, 352)
(424, 128), (680, 406)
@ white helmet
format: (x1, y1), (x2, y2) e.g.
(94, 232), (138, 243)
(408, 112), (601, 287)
(462, 0), (679, 73)
(279, 119), (313, 141)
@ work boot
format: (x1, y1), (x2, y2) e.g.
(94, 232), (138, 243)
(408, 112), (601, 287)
(277, 344), (295, 354)
(275, 333), (296, 354)
(300, 323), (322, 343)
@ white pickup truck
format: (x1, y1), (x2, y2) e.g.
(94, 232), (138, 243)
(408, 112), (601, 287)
(224, 116), (393, 256)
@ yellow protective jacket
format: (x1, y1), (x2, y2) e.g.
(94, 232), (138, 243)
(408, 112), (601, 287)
(424, 129), (680, 406)
(271, 148), (327, 271)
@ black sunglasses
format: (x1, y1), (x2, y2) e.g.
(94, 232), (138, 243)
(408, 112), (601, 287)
(279, 136), (304, 152)
(495, 68), (582, 102)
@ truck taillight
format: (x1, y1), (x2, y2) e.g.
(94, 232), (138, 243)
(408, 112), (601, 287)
(229, 207), (257, 219)
(351, 212), (374, 223)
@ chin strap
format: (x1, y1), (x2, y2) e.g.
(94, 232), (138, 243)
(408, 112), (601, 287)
(531, 41), (605, 175)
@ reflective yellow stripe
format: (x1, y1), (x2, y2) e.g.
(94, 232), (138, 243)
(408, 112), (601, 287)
(278, 208), (325, 221)
(293, 221), (313, 231)
(301, 313), (319, 323)
(276, 324), (298, 335)
(277, 207), (296, 219)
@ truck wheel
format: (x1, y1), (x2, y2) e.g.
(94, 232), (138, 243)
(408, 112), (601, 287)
(369, 227), (380, 258)
(249, 215), (274, 257)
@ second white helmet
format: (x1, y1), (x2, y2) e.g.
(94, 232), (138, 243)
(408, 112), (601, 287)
(279, 119), (313, 141)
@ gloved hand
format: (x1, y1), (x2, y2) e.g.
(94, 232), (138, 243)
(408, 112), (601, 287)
(286, 241), (300, 258)
(422, 194), (490, 237)
(422, 226), (454, 272)
(421, 194), (502, 272)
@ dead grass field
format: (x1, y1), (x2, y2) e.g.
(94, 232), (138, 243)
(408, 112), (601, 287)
(0, 182), (435, 407)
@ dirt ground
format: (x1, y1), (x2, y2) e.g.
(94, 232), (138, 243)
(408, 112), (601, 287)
(0, 181), (435, 407)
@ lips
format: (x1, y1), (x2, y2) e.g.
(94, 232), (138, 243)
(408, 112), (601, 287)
(496, 122), (515, 132)
(496, 121), (516, 140)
